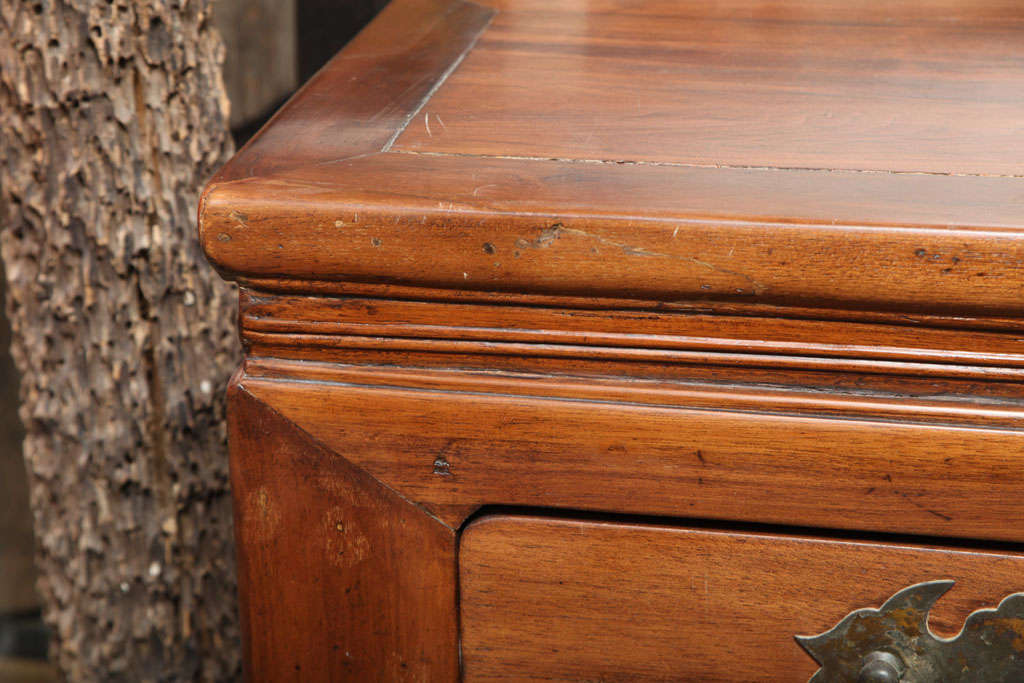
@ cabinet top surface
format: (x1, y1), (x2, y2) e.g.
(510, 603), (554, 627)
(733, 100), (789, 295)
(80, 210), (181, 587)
(201, 0), (1024, 315)
(213, 0), (1024, 179)
(393, 0), (1024, 177)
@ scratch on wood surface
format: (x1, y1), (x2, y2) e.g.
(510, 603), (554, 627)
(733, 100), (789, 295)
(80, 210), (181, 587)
(379, 7), (495, 152)
(398, 149), (1024, 179)
(515, 223), (767, 294)
(897, 490), (954, 521)
(229, 209), (248, 229)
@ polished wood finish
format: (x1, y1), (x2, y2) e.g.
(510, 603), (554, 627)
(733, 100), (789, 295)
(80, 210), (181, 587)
(396, 0), (1024, 176)
(240, 366), (1024, 541)
(239, 290), (1024, 401)
(203, 152), (1024, 316)
(239, 291), (1024, 369)
(202, 0), (1024, 679)
(246, 359), (1024, 429)
(229, 381), (458, 681)
(460, 515), (1024, 682)
(200, 0), (1024, 316)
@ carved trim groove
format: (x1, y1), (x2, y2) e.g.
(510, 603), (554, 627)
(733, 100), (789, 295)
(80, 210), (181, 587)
(239, 291), (1024, 383)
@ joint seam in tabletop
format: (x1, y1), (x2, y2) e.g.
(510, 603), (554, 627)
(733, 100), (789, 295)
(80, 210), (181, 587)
(209, 184), (1024, 234)
(390, 149), (1024, 180)
(233, 381), (460, 533)
(380, 6), (496, 153)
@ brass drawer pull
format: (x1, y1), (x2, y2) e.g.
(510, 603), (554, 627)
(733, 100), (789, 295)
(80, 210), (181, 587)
(796, 580), (1024, 682)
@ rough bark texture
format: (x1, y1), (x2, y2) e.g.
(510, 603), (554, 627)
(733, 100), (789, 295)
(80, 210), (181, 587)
(0, 1), (240, 680)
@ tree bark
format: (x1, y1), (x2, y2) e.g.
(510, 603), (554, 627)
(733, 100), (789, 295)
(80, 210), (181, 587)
(0, 1), (240, 680)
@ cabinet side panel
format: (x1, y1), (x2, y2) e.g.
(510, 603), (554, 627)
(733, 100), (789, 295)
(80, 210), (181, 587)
(228, 382), (458, 681)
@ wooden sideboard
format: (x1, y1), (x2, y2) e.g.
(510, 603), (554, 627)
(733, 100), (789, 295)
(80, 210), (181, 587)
(199, 0), (1024, 679)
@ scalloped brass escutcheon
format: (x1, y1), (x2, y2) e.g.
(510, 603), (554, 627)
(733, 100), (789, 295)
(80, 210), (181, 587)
(796, 580), (1024, 682)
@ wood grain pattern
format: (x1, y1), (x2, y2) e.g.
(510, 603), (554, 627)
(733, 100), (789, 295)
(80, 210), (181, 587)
(209, 0), (494, 181)
(245, 341), (1024, 403)
(237, 285), (1024, 331)
(397, 0), (1024, 176)
(245, 359), (1024, 429)
(202, 153), (1024, 317)
(245, 331), (1024, 381)
(460, 515), (1024, 682)
(236, 289), (1024, 405)
(228, 380), (458, 681)
(239, 291), (1024, 367)
(240, 371), (1024, 542)
(238, 290), (1024, 402)
(203, 1), (1024, 679)
(199, 0), (1024, 318)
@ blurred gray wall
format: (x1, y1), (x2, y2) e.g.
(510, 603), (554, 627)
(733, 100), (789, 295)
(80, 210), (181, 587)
(214, 0), (299, 129)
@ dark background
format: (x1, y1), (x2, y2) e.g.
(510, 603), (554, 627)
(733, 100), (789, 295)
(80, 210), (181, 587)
(229, 0), (389, 146)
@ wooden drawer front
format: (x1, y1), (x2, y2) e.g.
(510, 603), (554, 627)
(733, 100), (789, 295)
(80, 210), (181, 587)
(460, 515), (1024, 682)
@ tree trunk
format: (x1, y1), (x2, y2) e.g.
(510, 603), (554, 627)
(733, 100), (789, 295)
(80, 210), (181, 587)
(0, 1), (240, 680)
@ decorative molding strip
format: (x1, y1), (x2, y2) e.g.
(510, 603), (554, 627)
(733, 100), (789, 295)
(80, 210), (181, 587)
(236, 279), (1024, 332)
(244, 359), (1024, 429)
(239, 291), (1024, 383)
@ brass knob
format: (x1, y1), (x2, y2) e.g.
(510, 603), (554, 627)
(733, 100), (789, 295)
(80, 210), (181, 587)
(858, 651), (904, 683)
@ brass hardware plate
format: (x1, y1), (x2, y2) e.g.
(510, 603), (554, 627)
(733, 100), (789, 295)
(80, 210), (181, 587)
(796, 580), (1024, 682)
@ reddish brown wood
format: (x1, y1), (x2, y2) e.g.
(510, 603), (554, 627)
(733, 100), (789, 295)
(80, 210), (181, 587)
(460, 515), (1024, 682)
(239, 290), (1024, 367)
(245, 359), (1024, 429)
(200, 0), (1024, 679)
(240, 371), (1024, 542)
(236, 278), (1024, 332)
(199, 0), (1024, 317)
(212, 0), (494, 181)
(243, 340), (1024, 403)
(238, 290), (1024, 401)
(228, 381), (458, 681)
(397, 0), (1024, 176)
(203, 153), (1024, 316)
